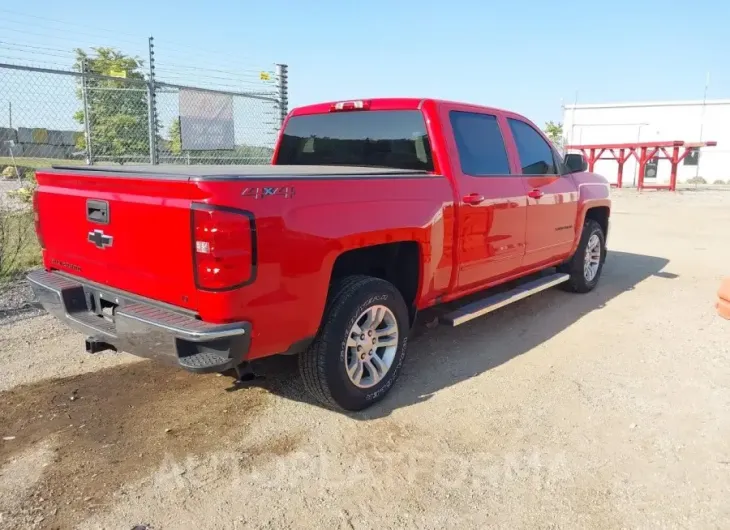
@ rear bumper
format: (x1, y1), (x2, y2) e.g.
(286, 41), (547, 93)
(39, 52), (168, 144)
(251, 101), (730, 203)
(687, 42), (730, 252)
(27, 269), (251, 373)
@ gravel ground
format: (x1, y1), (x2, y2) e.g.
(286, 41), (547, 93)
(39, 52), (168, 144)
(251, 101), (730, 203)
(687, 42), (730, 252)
(0, 278), (43, 325)
(1, 188), (729, 530)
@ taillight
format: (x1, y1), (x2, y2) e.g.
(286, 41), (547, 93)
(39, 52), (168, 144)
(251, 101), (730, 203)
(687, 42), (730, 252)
(191, 204), (256, 291)
(330, 100), (370, 112)
(32, 189), (45, 249)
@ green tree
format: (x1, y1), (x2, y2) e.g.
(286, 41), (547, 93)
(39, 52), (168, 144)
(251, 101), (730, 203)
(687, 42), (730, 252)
(543, 121), (564, 147)
(168, 117), (182, 155)
(73, 48), (149, 162)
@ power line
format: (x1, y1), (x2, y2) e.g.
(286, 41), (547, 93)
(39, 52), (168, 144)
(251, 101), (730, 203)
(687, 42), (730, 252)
(0, 54), (75, 69)
(156, 62), (273, 78)
(155, 69), (269, 86)
(0, 42), (76, 60)
(0, 8), (143, 39)
(0, 26), (147, 53)
(156, 78), (273, 93)
(0, 40), (76, 56)
(0, 9), (276, 65)
(154, 44), (274, 66)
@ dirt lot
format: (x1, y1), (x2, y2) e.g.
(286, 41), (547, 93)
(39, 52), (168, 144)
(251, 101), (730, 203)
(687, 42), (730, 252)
(1, 188), (729, 529)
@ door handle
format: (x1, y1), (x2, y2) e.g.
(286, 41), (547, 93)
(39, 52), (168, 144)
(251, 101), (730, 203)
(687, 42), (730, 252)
(463, 193), (485, 205)
(528, 189), (544, 199)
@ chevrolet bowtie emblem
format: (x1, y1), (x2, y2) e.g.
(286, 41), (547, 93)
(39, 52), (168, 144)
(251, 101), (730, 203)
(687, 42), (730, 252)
(88, 229), (113, 249)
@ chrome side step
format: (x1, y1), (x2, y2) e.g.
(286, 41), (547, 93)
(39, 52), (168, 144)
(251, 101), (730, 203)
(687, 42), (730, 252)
(441, 273), (570, 326)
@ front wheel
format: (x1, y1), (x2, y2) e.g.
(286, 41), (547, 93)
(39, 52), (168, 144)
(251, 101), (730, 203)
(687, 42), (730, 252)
(299, 276), (410, 411)
(559, 219), (606, 293)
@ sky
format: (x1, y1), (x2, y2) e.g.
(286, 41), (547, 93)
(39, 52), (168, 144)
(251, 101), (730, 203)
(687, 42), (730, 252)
(1, 0), (729, 131)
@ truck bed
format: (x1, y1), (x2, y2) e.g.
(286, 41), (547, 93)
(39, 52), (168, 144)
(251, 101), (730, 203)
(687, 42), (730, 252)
(47, 164), (432, 180)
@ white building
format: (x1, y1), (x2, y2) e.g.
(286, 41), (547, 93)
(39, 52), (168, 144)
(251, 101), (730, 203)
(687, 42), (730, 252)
(562, 99), (729, 186)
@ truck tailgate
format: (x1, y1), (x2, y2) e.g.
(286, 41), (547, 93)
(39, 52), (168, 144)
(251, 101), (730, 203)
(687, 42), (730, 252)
(35, 171), (206, 311)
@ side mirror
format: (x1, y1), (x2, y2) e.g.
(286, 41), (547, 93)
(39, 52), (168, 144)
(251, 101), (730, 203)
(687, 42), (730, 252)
(564, 153), (588, 173)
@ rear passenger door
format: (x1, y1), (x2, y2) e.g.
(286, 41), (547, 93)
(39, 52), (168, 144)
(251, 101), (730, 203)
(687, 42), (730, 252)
(505, 118), (579, 268)
(445, 109), (529, 291)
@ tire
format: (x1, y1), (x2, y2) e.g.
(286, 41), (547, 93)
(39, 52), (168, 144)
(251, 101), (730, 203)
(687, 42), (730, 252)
(558, 219), (606, 293)
(299, 275), (410, 411)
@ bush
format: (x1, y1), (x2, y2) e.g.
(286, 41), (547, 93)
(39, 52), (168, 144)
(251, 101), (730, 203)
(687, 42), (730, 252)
(713, 179), (726, 185)
(0, 208), (41, 285)
(6, 170), (37, 205)
(1, 166), (18, 180)
(687, 176), (707, 185)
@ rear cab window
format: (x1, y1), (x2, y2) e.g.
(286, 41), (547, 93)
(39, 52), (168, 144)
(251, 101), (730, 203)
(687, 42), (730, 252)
(276, 110), (434, 171)
(449, 111), (511, 176)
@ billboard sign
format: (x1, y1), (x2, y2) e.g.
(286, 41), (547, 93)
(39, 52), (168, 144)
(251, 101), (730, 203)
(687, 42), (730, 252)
(179, 89), (235, 151)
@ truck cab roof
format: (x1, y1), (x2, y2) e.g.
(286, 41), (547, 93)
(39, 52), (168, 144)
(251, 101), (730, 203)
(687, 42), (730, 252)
(290, 97), (524, 120)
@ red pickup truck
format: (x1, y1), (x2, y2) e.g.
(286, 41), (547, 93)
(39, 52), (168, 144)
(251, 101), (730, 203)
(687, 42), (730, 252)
(28, 97), (610, 411)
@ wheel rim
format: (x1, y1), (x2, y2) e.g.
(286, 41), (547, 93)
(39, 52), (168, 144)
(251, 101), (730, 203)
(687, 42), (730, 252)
(345, 305), (399, 389)
(584, 234), (601, 282)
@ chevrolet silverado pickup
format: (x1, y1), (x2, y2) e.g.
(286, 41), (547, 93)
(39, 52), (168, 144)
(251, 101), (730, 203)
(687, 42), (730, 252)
(28, 97), (611, 411)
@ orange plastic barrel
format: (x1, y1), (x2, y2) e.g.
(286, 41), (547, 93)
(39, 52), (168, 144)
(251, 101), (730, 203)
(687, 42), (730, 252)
(718, 278), (730, 320)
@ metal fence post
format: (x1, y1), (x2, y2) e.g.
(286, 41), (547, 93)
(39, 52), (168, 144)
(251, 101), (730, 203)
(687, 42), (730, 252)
(275, 64), (288, 131)
(147, 36), (159, 164)
(81, 59), (94, 165)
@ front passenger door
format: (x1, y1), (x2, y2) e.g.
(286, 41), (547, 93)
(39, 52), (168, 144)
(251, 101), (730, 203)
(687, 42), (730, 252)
(506, 118), (579, 269)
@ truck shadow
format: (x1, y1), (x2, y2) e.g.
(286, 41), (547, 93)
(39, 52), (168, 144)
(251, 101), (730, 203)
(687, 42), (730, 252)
(249, 250), (677, 418)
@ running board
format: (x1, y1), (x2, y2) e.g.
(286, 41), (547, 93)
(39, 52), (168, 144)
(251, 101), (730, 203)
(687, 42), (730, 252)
(441, 273), (570, 326)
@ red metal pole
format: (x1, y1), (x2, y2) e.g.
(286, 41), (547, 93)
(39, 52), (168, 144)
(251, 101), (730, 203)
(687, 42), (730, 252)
(669, 145), (680, 192)
(616, 148), (625, 188)
(637, 147), (647, 190)
(588, 148), (596, 172)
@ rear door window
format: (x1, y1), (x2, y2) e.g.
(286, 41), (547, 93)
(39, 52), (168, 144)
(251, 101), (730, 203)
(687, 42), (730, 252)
(277, 110), (433, 171)
(449, 111), (511, 176)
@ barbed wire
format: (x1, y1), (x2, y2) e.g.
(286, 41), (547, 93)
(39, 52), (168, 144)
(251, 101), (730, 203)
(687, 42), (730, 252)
(0, 8), (279, 75)
(0, 55), (75, 70)
(0, 8), (145, 39)
(0, 41), (77, 57)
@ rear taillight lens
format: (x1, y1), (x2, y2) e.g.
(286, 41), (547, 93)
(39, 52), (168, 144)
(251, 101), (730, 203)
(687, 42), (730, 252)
(32, 189), (45, 249)
(191, 205), (256, 291)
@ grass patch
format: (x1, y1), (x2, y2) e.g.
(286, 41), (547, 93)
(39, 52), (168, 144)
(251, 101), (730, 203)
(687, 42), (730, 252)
(0, 209), (41, 287)
(0, 157), (82, 170)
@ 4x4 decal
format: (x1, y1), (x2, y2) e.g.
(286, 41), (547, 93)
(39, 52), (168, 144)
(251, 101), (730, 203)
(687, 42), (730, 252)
(241, 186), (295, 199)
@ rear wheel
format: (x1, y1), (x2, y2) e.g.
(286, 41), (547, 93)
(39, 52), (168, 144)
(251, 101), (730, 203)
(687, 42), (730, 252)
(559, 219), (606, 293)
(299, 275), (410, 411)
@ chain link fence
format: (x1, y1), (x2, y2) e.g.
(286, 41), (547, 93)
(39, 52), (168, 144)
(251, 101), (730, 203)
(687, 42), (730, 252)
(0, 59), (288, 170)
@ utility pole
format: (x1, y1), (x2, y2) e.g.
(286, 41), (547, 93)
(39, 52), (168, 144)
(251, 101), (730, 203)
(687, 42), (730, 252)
(8, 101), (11, 129)
(569, 90), (578, 146)
(695, 71), (710, 181)
(147, 36), (159, 164)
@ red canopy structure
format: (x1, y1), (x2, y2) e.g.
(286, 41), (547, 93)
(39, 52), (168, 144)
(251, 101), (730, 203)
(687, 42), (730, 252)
(564, 140), (718, 191)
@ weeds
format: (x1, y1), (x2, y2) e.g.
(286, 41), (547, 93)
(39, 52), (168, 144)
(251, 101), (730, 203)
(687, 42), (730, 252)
(6, 171), (37, 204)
(0, 208), (41, 289)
